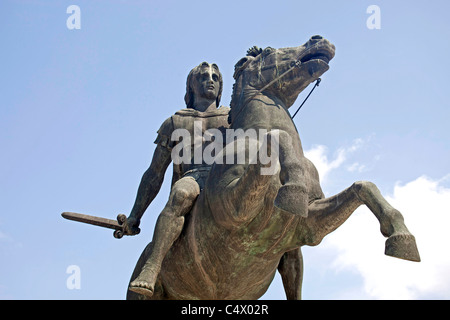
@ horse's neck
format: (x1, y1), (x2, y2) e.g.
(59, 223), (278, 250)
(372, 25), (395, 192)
(230, 81), (255, 112)
(230, 80), (286, 127)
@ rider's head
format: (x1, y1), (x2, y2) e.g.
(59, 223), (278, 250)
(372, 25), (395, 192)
(185, 62), (223, 109)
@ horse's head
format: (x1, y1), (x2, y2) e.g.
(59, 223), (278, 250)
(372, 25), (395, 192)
(231, 35), (335, 110)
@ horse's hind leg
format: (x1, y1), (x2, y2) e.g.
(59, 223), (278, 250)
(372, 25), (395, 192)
(353, 181), (421, 262)
(305, 181), (420, 262)
(278, 248), (303, 300)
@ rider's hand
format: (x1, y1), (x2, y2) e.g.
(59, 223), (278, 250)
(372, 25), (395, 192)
(124, 216), (141, 235)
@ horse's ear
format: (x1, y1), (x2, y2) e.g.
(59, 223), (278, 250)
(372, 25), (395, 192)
(233, 56), (254, 80)
(247, 46), (262, 57)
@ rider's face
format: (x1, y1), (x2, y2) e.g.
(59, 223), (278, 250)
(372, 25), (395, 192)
(193, 65), (221, 101)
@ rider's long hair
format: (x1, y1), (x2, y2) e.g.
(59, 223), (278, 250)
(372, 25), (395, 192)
(184, 62), (223, 109)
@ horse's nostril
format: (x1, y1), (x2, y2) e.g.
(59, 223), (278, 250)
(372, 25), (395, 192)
(311, 35), (323, 40)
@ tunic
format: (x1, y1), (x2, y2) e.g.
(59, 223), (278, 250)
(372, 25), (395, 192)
(154, 106), (231, 189)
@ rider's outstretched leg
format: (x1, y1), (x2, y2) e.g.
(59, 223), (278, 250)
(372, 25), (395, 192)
(129, 176), (200, 297)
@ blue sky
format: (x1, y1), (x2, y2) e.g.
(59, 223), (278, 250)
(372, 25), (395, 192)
(1, 0), (450, 299)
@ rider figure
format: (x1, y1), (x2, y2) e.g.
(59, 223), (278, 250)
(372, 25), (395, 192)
(126, 61), (303, 299)
(126, 62), (230, 297)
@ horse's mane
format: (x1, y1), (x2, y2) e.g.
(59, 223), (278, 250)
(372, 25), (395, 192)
(228, 46), (262, 125)
(246, 46), (262, 58)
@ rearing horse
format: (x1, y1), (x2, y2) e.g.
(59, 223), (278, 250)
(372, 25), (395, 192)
(127, 35), (420, 300)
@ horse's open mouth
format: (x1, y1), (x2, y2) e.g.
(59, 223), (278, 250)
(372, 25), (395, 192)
(300, 51), (332, 64)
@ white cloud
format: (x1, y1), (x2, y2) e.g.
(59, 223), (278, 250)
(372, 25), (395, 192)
(347, 162), (366, 173)
(0, 231), (12, 242)
(322, 175), (450, 299)
(304, 137), (368, 184)
(304, 140), (450, 299)
(304, 145), (345, 183)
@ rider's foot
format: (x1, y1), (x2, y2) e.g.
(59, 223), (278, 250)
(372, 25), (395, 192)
(128, 266), (158, 298)
(274, 184), (309, 217)
(129, 280), (154, 298)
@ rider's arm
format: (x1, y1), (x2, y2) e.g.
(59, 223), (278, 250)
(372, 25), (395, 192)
(128, 144), (172, 225)
(127, 116), (174, 230)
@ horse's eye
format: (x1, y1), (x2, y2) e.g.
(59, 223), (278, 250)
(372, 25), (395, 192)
(264, 47), (274, 55)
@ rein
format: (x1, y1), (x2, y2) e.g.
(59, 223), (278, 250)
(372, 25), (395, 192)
(230, 42), (328, 124)
(231, 60), (322, 124)
(257, 58), (322, 120)
(290, 78), (321, 119)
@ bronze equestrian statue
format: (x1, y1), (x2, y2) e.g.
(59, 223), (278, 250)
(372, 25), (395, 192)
(125, 35), (420, 300)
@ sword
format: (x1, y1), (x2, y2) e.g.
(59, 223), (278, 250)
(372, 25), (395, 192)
(61, 212), (140, 239)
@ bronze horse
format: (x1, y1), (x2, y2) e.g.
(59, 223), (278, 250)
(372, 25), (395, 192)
(127, 35), (420, 300)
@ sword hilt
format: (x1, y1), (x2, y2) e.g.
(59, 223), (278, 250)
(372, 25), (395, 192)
(117, 214), (127, 225)
(113, 214), (140, 239)
(113, 214), (127, 239)
(61, 211), (140, 239)
(113, 230), (124, 239)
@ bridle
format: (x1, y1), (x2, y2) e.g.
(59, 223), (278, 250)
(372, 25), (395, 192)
(231, 43), (325, 124)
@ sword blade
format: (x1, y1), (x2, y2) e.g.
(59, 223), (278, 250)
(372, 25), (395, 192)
(61, 212), (122, 230)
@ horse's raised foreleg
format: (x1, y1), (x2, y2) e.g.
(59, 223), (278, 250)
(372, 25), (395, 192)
(304, 181), (420, 262)
(273, 131), (309, 218)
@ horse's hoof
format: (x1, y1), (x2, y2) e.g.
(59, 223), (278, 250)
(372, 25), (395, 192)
(274, 185), (308, 217)
(129, 285), (154, 298)
(385, 234), (421, 262)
